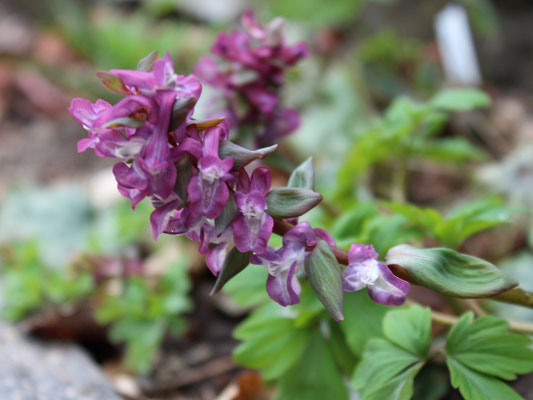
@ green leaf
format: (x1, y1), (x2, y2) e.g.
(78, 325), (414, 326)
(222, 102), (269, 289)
(219, 141), (278, 170)
(412, 138), (486, 163)
(288, 157), (315, 190)
(304, 241), (344, 321)
(266, 187), (322, 219)
(276, 330), (348, 400)
(211, 248), (252, 294)
(223, 265), (270, 308)
(331, 203), (379, 240)
(446, 313), (533, 380)
(386, 245), (517, 297)
(137, 50), (159, 72)
(446, 358), (522, 400)
(327, 319), (357, 374)
(353, 339), (425, 400)
(352, 306), (432, 400)
(383, 305), (432, 358)
(341, 289), (391, 358)
(382, 202), (444, 233)
(233, 303), (312, 380)
(430, 88), (491, 111)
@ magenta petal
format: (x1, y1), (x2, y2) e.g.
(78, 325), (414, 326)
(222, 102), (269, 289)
(188, 173), (229, 219)
(349, 243), (379, 263)
(266, 261), (301, 306)
(69, 98), (110, 129)
(367, 263), (410, 306)
(150, 199), (180, 240)
(241, 9), (265, 40)
(77, 137), (96, 153)
(113, 161), (148, 192)
(232, 213), (273, 254)
(314, 228), (336, 248)
(206, 242), (232, 276)
(250, 168), (271, 195)
(284, 222), (317, 248)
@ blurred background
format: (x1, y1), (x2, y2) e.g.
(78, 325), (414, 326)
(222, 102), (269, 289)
(1, 0), (533, 399)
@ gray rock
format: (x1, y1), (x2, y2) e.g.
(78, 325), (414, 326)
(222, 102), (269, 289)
(0, 321), (119, 400)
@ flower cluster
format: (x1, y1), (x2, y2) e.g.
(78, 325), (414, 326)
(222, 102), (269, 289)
(70, 50), (409, 313)
(195, 10), (308, 146)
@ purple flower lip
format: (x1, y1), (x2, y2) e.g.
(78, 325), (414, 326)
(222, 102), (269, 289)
(344, 243), (411, 306)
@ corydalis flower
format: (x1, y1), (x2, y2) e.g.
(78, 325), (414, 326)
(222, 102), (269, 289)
(344, 244), (410, 306)
(194, 10), (308, 146)
(188, 127), (233, 219)
(251, 222), (317, 306)
(233, 168), (273, 254)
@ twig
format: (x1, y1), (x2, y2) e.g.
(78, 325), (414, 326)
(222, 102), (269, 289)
(141, 357), (238, 396)
(430, 309), (533, 335)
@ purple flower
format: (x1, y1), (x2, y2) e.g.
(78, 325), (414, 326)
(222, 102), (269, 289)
(232, 168), (273, 254)
(344, 244), (410, 306)
(149, 196), (181, 240)
(194, 11), (308, 146)
(111, 51), (202, 99)
(251, 222), (317, 306)
(188, 128), (234, 219)
(205, 228), (234, 276)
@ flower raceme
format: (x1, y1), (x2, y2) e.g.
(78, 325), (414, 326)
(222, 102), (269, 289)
(70, 50), (409, 319)
(194, 10), (308, 146)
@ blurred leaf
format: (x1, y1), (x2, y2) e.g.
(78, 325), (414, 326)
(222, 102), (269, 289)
(411, 138), (486, 163)
(340, 290), (393, 358)
(430, 88), (491, 111)
(276, 329), (348, 400)
(233, 303), (312, 380)
(288, 157), (315, 190)
(331, 203), (379, 241)
(223, 265), (270, 308)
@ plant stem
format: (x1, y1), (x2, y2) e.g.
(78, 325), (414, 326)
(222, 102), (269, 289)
(430, 309), (533, 335)
(272, 219), (533, 310)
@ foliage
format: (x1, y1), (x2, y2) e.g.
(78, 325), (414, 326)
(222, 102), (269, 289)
(95, 258), (192, 373)
(0, 242), (93, 321)
(445, 313), (533, 400)
(382, 197), (521, 248)
(336, 88), (489, 207)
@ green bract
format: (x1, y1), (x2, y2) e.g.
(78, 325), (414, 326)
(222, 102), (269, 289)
(265, 187), (322, 219)
(287, 157), (315, 190)
(386, 245), (517, 297)
(304, 240), (344, 321)
(210, 247), (252, 294)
